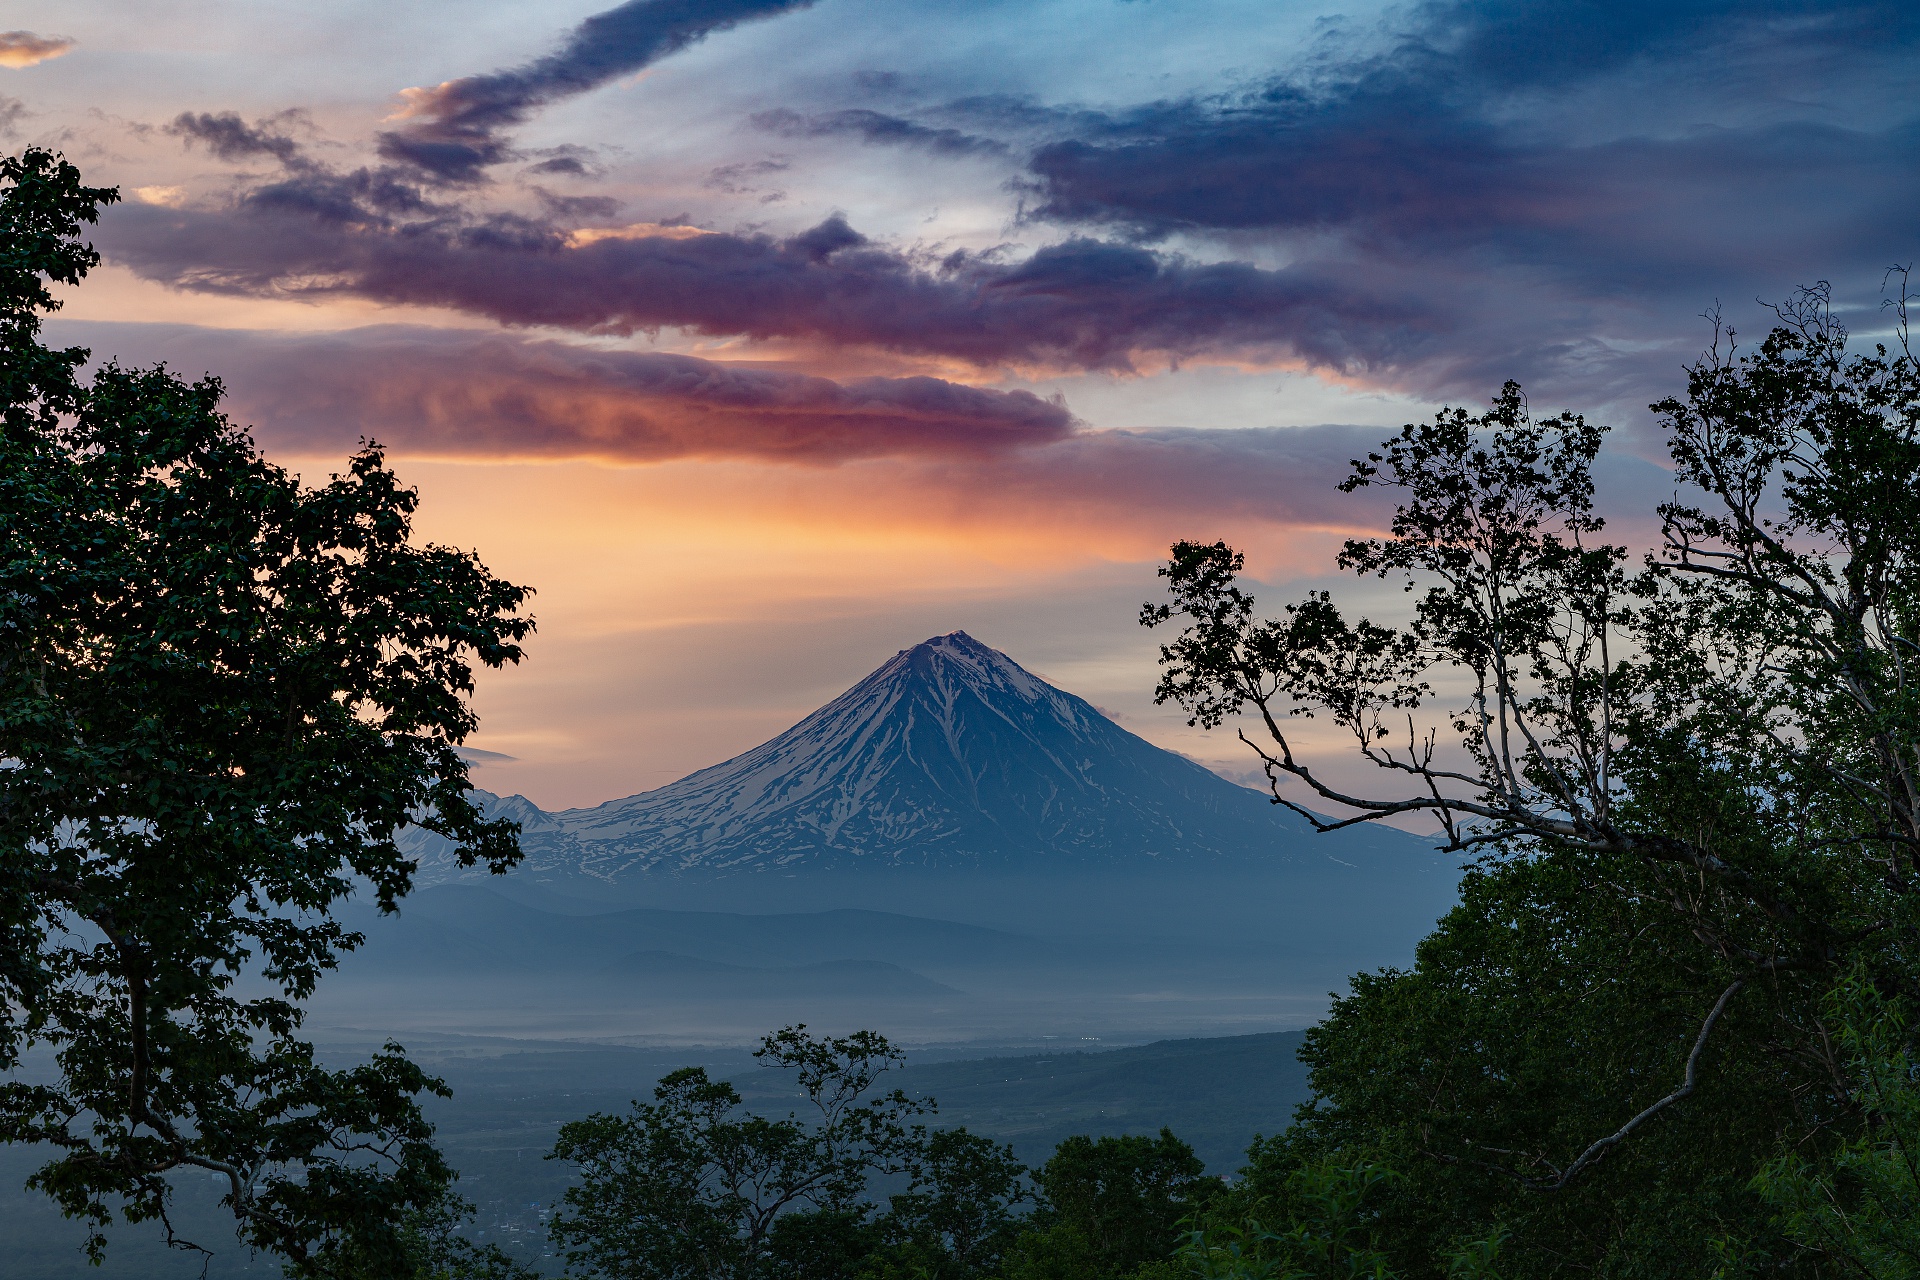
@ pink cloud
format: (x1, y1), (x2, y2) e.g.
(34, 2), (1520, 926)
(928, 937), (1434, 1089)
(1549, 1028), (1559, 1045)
(0, 31), (72, 68)
(65, 322), (1075, 463)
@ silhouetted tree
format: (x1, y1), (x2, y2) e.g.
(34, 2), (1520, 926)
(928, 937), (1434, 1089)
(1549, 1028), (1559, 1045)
(0, 147), (534, 1275)
(549, 1026), (931, 1280)
(1145, 277), (1920, 1273)
(1001, 1129), (1218, 1280)
(875, 1126), (1031, 1279)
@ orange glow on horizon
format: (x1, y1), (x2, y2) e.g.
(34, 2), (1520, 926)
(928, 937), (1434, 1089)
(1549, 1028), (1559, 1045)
(299, 452), (1376, 633)
(373, 450), (1370, 809)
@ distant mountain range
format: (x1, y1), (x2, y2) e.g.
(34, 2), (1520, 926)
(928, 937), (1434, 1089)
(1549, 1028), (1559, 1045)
(411, 631), (1424, 885)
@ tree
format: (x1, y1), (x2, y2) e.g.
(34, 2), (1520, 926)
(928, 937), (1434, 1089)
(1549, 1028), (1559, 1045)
(548, 1026), (930, 1280)
(1142, 279), (1920, 1269)
(365, 1188), (542, 1280)
(870, 1126), (1032, 1280)
(1752, 968), (1920, 1277)
(0, 148), (534, 1273)
(1175, 1158), (1507, 1280)
(1253, 857), (1803, 1275)
(1002, 1129), (1219, 1280)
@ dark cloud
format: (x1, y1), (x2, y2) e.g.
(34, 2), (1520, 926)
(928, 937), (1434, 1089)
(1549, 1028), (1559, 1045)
(1026, 115), (1920, 306)
(112, 0), (1920, 410)
(703, 156), (790, 198)
(753, 108), (1008, 158)
(51, 321), (1675, 548)
(102, 200), (1451, 377)
(533, 186), (622, 219)
(379, 0), (817, 183)
(1390, 0), (1917, 92)
(56, 321), (1075, 463)
(524, 146), (603, 178)
(244, 166), (447, 225)
(527, 155), (592, 176)
(166, 110), (457, 225)
(170, 111), (309, 166)
(0, 96), (27, 138)
(1017, 1), (1920, 292)
(41, 316), (1527, 528)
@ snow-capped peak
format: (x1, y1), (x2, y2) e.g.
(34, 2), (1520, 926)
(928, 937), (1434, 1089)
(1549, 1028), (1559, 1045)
(410, 632), (1322, 881)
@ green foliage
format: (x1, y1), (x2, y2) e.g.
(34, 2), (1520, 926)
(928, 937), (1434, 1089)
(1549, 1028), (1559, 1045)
(1174, 1159), (1507, 1280)
(548, 1031), (1261, 1280)
(539, 1024), (1565, 1280)
(769, 1207), (887, 1280)
(1143, 276), (1920, 1273)
(1254, 857), (1802, 1277)
(1753, 969), (1920, 1277)
(1001, 1129), (1219, 1280)
(390, 1189), (541, 1280)
(1178, 1161), (1400, 1280)
(0, 148), (534, 1273)
(548, 1026), (934, 1280)
(873, 1126), (1032, 1280)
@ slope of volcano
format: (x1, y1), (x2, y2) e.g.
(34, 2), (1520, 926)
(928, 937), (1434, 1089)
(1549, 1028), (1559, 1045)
(413, 631), (1430, 886)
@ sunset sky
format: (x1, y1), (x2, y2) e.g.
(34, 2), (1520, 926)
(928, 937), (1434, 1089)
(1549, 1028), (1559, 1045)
(8, 0), (1914, 809)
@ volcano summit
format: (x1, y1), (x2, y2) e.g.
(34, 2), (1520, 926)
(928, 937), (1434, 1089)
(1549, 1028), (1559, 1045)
(414, 631), (1432, 886)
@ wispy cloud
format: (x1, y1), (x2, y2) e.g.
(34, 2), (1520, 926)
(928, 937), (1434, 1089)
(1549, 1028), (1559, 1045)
(102, 201), (1442, 377)
(753, 107), (1008, 158)
(378, 0), (817, 183)
(69, 319), (1640, 536)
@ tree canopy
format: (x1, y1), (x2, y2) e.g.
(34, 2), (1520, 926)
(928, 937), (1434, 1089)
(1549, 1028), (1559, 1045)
(0, 147), (534, 1273)
(1144, 280), (1920, 1274)
(550, 1026), (1032, 1280)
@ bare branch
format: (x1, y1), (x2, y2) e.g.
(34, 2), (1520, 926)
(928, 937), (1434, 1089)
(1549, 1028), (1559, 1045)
(1548, 978), (1746, 1188)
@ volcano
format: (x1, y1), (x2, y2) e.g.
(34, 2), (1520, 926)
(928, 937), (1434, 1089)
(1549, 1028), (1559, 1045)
(371, 633), (1458, 1040)
(413, 632), (1430, 885)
